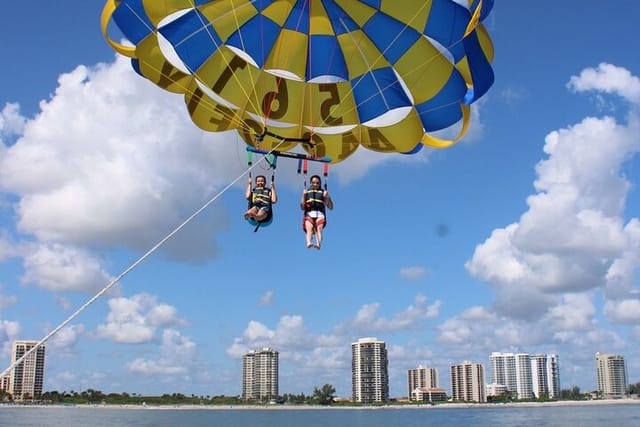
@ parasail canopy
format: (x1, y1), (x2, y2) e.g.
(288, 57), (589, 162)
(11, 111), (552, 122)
(101, 0), (495, 163)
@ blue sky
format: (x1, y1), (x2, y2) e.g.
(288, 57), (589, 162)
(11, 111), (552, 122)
(1, 1), (639, 398)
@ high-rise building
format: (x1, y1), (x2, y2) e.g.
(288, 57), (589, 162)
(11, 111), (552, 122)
(450, 361), (486, 402)
(352, 337), (389, 403)
(490, 352), (560, 400)
(407, 365), (438, 400)
(0, 375), (10, 394)
(595, 353), (627, 398)
(490, 352), (533, 399)
(8, 341), (46, 401)
(242, 347), (278, 401)
(531, 353), (560, 399)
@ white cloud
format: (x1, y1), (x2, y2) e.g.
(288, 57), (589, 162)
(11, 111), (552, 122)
(147, 304), (184, 328)
(21, 243), (113, 293)
(605, 219), (640, 299)
(0, 103), (25, 139)
(0, 320), (21, 361)
(0, 284), (17, 309)
(126, 358), (186, 375)
(121, 328), (197, 377)
(126, 329), (196, 376)
(226, 315), (344, 359)
(272, 315), (314, 348)
(0, 231), (18, 262)
(96, 293), (182, 344)
(544, 293), (596, 331)
(0, 56), (241, 264)
(467, 83), (640, 317)
(500, 86), (527, 105)
(226, 295), (441, 366)
(340, 294), (441, 333)
(567, 63), (640, 104)
(438, 306), (497, 347)
(244, 320), (276, 342)
(604, 299), (640, 324)
(399, 266), (428, 281)
(48, 324), (85, 353)
(330, 148), (405, 184)
(558, 328), (626, 350)
(259, 290), (274, 306)
(449, 66), (640, 388)
(227, 293), (440, 363)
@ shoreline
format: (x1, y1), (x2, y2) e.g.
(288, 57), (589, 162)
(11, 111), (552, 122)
(2, 398), (639, 411)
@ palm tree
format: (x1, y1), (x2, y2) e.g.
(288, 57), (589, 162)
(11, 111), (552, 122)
(312, 384), (336, 405)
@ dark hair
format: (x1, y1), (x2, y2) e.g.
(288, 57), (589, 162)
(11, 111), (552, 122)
(310, 175), (322, 184)
(255, 175), (267, 182)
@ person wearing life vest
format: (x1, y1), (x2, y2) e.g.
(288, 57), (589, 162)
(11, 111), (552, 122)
(301, 175), (333, 249)
(244, 175), (277, 222)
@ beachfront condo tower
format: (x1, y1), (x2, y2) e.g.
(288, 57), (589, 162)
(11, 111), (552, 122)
(242, 347), (279, 402)
(531, 353), (560, 399)
(408, 365), (447, 402)
(490, 352), (534, 399)
(490, 352), (561, 400)
(450, 361), (486, 402)
(595, 352), (627, 398)
(8, 340), (46, 401)
(352, 337), (389, 403)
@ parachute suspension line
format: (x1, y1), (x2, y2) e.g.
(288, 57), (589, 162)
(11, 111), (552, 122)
(297, 158), (304, 186)
(297, 159), (328, 191)
(323, 163), (330, 191)
(247, 150), (254, 182)
(268, 154), (277, 188)
(302, 159), (309, 189)
(0, 147), (283, 379)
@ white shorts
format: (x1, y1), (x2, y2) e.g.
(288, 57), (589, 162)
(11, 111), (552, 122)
(306, 210), (325, 219)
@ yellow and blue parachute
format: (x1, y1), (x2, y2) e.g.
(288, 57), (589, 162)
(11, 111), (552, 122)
(101, 0), (494, 163)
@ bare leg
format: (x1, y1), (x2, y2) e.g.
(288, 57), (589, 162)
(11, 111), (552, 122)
(315, 224), (324, 249)
(304, 220), (314, 248)
(254, 208), (268, 221)
(244, 206), (258, 219)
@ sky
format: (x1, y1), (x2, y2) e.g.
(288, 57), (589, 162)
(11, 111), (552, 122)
(0, 1), (639, 399)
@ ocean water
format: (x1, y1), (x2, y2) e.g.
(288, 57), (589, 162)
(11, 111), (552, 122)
(0, 404), (639, 427)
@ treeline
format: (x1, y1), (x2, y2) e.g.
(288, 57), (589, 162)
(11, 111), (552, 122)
(38, 390), (245, 405)
(5, 382), (638, 406)
(560, 382), (640, 399)
(9, 384), (339, 406)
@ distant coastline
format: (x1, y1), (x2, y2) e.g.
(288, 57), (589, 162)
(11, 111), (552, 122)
(2, 398), (639, 411)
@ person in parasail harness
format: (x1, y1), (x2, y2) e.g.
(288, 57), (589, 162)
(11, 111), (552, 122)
(301, 175), (333, 249)
(244, 175), (277, 222)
